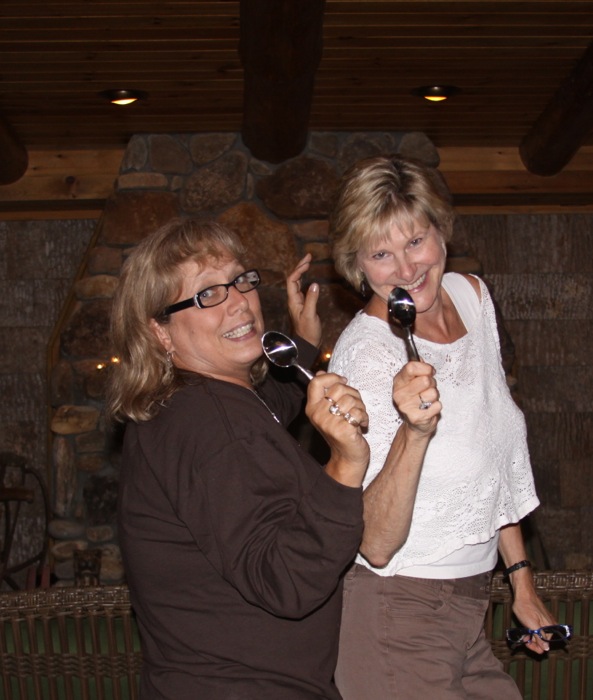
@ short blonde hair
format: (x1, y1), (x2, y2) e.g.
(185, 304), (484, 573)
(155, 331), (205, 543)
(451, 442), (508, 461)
(330, 155), (455, 291)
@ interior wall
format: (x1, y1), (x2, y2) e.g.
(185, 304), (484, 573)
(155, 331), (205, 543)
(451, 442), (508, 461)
(1, 135), (591, 586)
(458, 213), (593, 570)
(0, 219), (96, 584)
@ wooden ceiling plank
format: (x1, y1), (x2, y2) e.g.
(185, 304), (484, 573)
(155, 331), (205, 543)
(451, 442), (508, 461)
(0, 54), (243, 67)
(324, 1), (587, 10)
(323, 14), (593, 29)
(3, 46), (584, 61)
(322, 28), (593, 40)
(0, 17), (239, 31)
(0, 2), (240, 19)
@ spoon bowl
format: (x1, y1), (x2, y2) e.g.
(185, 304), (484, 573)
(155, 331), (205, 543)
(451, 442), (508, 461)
(261, 331), (315, 381)
(387, 287), (420, 361)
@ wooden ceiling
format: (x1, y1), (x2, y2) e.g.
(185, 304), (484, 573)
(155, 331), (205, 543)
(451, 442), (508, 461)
(2, 1), (593, 203)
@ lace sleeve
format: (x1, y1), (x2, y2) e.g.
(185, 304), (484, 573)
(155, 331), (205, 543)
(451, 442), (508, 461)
(330, 315), (406, 488)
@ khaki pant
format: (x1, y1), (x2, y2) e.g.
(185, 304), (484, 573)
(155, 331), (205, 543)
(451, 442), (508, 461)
(335, 565), (522, 700)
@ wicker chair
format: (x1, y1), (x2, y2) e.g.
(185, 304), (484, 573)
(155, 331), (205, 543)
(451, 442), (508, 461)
(0, 453), (50, 590)
(0, 585), (141, 700)
(0, 571), (591, 700)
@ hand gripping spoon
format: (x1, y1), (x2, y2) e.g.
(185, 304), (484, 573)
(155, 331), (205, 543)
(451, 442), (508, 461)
(261, 331), (315, 381)
(387, 287), (420, 362)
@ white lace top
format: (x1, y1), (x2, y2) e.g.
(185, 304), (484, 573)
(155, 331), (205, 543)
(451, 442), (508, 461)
(329, 273), (539, 577)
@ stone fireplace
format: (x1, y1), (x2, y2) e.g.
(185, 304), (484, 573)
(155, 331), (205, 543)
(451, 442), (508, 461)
(46, 130), (484, 584)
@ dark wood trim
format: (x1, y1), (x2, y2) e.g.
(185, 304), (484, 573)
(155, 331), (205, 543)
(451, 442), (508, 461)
(453, 193), (593, 208)
(0, 116), (28, 185)
(520, 40), (593, 176)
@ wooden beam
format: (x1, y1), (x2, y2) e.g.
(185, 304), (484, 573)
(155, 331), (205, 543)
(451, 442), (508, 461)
(0, 115), (28, 185)
(520, 40), (593, 177)
(239, 0), (325, 163)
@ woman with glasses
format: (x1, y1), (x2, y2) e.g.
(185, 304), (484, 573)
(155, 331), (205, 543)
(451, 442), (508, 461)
(107, 218), (370, 699)
(327, 155), (556, 699)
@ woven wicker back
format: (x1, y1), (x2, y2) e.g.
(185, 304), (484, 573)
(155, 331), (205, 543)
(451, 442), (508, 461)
(0, 585), (141, 700)
(487, 571), (593, 699)
(1, 573), (592, 699)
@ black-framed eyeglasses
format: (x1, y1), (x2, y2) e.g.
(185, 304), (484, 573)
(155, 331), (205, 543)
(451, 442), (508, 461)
(505, 624), (572, 649)
(163, 269), (261, 314)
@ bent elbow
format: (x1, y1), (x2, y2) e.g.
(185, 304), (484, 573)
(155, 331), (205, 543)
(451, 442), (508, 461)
(360, 536), (407, 569)
(359, 545), (391, 569)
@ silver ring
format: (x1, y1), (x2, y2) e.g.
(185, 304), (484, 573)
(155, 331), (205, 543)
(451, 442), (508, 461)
(419, 395), (432, 410)
(329, 403), (342, 416)
(343, 412), (359, 427)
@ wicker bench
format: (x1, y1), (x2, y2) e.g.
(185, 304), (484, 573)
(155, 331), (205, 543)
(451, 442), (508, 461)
(0, 585), (141, 700)
(0, 571), (592, 700)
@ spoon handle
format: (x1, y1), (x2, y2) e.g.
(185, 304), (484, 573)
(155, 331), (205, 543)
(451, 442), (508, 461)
(296, 364), (315, 382)
(404, 328), (420, 362)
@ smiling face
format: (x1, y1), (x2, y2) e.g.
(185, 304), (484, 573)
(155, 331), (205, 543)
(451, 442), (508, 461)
(151, 255), (265, 387)
(357, 218), (447, 318)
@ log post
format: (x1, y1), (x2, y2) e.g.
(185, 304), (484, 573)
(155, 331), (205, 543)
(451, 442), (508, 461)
(520, 41), (593, 176)
(0, 115), (28, 185)
(239, 0), (325, 163)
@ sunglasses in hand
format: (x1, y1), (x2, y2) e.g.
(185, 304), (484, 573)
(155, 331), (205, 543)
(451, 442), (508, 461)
(505, 624), (572, 650)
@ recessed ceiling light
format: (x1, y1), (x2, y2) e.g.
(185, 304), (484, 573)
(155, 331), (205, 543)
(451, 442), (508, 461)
(99, 89), (147, 106)
(412, 85), (460, 102)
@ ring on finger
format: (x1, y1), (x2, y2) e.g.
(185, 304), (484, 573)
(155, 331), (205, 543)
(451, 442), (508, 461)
(343, 411), (359, 427)
(419, 394), (432, 410)
(329, 403), (342, 416)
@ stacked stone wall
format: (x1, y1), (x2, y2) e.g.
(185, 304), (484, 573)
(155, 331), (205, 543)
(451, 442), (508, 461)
(45, 130), (456, 584)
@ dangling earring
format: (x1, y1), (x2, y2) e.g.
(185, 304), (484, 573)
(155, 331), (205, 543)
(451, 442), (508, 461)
(359, 274), (370, 298)
(163, 350), (175, 382)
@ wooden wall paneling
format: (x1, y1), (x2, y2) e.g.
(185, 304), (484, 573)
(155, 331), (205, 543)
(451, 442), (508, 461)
(0, 150), (124, 214)
(506, 320), (593, 367)
(483, 273), (592, 320)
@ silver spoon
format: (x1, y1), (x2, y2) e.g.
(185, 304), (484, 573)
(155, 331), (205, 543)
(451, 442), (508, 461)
(387, 287), (420, 361)
(261, 331), (315, 381)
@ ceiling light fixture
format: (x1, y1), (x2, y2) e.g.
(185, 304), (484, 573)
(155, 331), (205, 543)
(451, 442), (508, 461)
(412, 85), (460, 102)
(99, 89), (147, 106)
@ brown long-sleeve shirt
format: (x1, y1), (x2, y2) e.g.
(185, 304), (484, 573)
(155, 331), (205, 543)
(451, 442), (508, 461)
(118, 365), (364, 699)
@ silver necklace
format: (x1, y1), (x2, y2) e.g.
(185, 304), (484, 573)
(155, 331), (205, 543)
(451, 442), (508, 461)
(250, 388), (280, 424)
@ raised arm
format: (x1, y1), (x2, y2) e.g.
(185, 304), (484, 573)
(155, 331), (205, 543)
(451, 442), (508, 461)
(360, 360), (440, 567)
(286, 253), (321, 348)
(306, 372), (370, 489)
